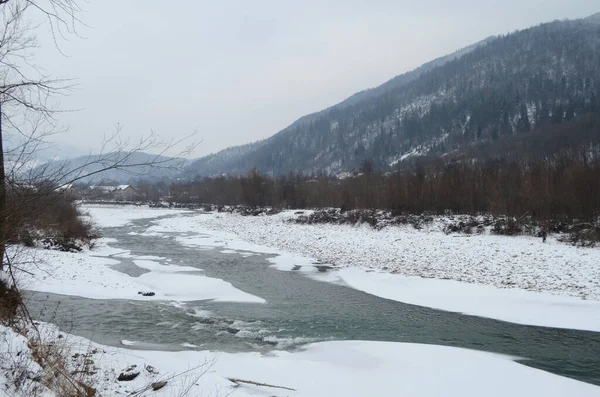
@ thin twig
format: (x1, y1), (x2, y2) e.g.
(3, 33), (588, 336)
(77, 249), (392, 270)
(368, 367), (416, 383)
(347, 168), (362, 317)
(227, 378), (297, 391)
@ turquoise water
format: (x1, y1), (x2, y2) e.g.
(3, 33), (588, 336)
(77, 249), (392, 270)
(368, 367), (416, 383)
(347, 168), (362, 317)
(26, 214), (600, 386)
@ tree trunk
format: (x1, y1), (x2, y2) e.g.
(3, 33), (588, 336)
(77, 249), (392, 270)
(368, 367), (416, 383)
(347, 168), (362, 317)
(0, 101), (6, 272)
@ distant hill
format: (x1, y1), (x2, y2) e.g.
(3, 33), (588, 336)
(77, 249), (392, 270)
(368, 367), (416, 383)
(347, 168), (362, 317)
(29, 151), (189, 185)
(187, 13), (600, 176)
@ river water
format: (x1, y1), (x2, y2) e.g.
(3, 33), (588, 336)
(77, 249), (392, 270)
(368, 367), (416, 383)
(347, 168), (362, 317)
(25, 213), (600, 386)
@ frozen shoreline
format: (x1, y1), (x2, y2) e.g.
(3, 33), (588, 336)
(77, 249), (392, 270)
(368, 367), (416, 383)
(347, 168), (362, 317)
(2, 323), (599, 397)
(328, 268), (600, 331)
(3, 204), (600, 396)
(11, 205), (266, 304)
(189, 210), (600, 299)
(146, 207), (600, 331)
(17, 204), (600, 330)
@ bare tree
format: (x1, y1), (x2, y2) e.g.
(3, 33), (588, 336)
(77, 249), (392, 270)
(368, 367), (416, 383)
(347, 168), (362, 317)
(0, 0), (196, 272)
(0, 0), (67, 272)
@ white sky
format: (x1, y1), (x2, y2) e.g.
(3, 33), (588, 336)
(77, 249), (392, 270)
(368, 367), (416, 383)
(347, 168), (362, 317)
(32, 0), (599, 158)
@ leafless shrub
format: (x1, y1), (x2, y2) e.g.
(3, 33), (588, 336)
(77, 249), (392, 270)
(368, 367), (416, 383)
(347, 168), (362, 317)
(0, 279), (22, 323)
(5, 188), (98, 250)
(563, 227), (600, 247)
(492, 218), (523, 236)
(293, 208), (434, 230)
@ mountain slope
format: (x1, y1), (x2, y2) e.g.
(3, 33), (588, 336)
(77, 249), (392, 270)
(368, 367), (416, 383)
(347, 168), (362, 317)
(29, 151), (187, 184)
(188, 14), (600, 176)
(288, 36), (498, 129)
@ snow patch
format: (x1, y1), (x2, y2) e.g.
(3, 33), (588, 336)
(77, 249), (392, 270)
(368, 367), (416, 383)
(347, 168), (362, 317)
(83, 204), (191, 228)
(150, 210), (600, 330)
(333, 267), (600, 332)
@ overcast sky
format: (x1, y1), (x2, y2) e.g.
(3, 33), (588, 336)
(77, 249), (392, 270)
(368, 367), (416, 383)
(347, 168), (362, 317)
(33, 0), (598, 158)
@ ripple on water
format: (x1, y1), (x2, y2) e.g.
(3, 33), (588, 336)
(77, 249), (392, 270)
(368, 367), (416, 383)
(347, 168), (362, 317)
(23, 215), (600, 387)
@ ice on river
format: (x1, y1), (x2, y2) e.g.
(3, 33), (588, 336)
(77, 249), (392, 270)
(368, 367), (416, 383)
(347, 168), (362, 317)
(10, 205), (266, 304)
(83, 204), (191, 228)
(145, 207), (600, 332)
(12, 243), (264, 303)
(4, 204), (600, 396)
(326, 267), (600, 332)
(107, 340), (600, 397)
(5, 322), (598, 397)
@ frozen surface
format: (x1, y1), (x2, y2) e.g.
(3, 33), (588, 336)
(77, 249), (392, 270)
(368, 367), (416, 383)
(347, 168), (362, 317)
(12, 244), (264, 303)
(331, 268), (600, 332)
(146, 211), (600, 330)
(3, 323), (598, 397)
(82, 204), (191, 228)
(0, 325), (57, 397)
(187, 211), (600, 300)
(11, 207), (265, 303)
(119, 341), (599, 397)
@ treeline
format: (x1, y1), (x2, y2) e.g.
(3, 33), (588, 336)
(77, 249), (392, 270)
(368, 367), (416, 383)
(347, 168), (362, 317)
(170, 145), (600, 222)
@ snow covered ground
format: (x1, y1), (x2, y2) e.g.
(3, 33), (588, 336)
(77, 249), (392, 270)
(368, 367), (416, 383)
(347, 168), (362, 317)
(325, 268), (600, 331)
(3, 204), (600, 396)
(10, 240), (264, 303)
(82, 204), (191, 228)
(12, 204), (600, 330)
(10, 205), (264, 303)
(146, 209), (600, 331)
(175, 211), (600, 300)
(0, 325), (56, 397)
(2, 323), (599, 397)
(73, 339), (600, 397)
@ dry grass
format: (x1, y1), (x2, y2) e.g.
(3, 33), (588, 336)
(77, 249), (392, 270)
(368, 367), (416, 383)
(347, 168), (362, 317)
(26, 332), (98, 397)
(1, 313), (100, 397)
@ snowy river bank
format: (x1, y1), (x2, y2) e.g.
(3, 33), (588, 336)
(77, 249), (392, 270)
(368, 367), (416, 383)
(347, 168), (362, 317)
(147, 206), (600, 330)
(3, 204), (600, 396)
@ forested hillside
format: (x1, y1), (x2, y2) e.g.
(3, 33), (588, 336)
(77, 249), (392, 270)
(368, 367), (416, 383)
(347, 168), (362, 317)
(172, 115), (600, 223)
(187, 13), (600, 176)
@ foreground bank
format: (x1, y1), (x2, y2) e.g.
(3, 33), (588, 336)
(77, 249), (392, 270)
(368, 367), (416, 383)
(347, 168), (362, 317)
(3, 321), (599, 397)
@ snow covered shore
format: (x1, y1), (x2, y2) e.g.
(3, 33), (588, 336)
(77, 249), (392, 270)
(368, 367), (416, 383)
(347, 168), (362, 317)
(146, 208), (600, 331)
(11, 241), (265, 303)
(12, 204), (600, 330)
(3, 204), (600, 396)
(327, 268), (600, 331)
(2, 323), (599, 397)
(169, 210), (600, 299)
(10, 204), (265, 304)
